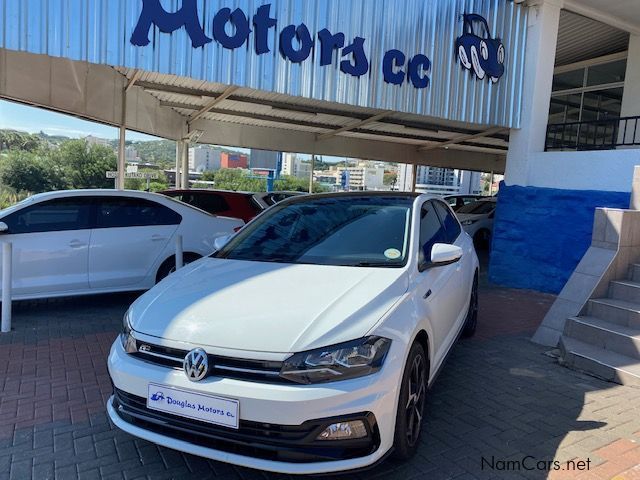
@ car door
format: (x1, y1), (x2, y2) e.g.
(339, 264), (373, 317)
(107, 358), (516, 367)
(0, 197), (92, 297)
(414, 201), (461, 369)
(433, 200), (470, 327)
(88, 196), (181, 289)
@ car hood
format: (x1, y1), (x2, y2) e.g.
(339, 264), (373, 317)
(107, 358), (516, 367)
(129, 257), (409, 354)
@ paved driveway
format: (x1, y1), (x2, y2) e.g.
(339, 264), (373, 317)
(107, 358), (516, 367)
(0, 286), (639, 480)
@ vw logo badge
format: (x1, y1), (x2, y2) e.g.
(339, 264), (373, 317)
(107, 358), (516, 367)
(184, 348), (208, 382)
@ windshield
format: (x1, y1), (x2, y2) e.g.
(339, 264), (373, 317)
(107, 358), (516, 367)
(215, 195), (413, 267)
(457, 200), (496, 215)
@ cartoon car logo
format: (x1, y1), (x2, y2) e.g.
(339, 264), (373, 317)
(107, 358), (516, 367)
(150, 392), (165, 402)
(456, 14), (505, 83)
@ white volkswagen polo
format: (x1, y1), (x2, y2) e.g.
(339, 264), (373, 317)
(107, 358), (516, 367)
(107, 192), (479, 474)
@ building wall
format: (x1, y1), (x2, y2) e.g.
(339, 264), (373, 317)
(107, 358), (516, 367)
(491, 3), (640, 294)
(220, 152), (248, 169)
(489, 184), (630, 293)
(190, 146), (221, 172)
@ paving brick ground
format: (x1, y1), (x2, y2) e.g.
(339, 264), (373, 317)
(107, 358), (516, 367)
(0, 283), (639, 480)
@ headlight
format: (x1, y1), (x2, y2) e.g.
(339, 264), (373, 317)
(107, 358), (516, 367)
(461, 219), (477, 226)
(280, 337), (391, 384)
(120, 310), (137, 354)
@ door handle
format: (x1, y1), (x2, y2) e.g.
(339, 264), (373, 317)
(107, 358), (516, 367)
(68, 240), (86, 248)
(151, 235), (168, 242)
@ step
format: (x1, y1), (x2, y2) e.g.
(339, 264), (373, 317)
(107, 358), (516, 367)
(564, 316), (640, 360)
(610, 280), (640, 304)
(588, 298), (640, 328)
(559, 336), (640, 386)
(631, 264), (640, 283)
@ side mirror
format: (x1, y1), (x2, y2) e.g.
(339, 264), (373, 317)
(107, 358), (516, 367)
(431, 243), (463, 266)
(420, 243), (463, 271)
(0, 222), (8, 234)
(213, 234), (232, 251)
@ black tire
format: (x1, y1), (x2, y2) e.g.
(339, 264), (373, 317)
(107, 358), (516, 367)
(392, 342), (428, 460)
(155, 253), (201, 283)
(473, 229), (491, 250)
(462, 273), (479, 338)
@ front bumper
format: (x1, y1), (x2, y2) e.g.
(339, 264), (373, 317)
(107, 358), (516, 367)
(107, 339), (403, 474)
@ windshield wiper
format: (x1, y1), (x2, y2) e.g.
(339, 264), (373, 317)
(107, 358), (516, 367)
(348, 261), (396, 267)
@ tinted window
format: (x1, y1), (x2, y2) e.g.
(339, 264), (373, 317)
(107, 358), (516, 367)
(457, 200), (496, 215)
(173, 193), (229, 215)
(3, 198), (92, 234)
(217, 196), (413, 267)
(433, 201), (462, 243)
(419, 203), (447, 261)
(95, 198), (181, 228)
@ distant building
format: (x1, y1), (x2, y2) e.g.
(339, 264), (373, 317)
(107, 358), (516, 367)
(189, 145), (221, 172)
(85, 135), (110, 147)
(458, 170), (483, 195)
(335, 162), (385, 191)
(398, 164), (483, 196)
(250, 149), (280, 171)
(125, 145), (139, 163)
(220, 152), (248, 169)
(281, 153), (311, 179)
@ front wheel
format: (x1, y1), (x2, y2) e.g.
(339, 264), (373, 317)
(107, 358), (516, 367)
(462, 273), (479, 338)
(392, 342), (428, 460)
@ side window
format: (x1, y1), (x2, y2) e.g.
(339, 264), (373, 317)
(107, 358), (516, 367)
(95, 197), (181, 228)
(419, 202), (447, 261)
(3, 198), (92, 234)
(193, 194), (229, 214)
(433, 201), (462, 243)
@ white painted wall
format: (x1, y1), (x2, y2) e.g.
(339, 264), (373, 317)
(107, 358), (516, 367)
(526, 150), (640, 192)
(621, 34), (640, 118)
(504, 0), (561, 186)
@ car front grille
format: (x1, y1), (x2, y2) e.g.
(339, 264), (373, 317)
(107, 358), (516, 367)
(131, 339), (289, 383)
(112, 388), (380, 463)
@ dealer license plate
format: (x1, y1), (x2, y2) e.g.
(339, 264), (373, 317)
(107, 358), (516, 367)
(146, 383), (239, 429)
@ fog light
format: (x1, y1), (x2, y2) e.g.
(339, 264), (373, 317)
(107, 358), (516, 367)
(316, 420), (367, 441)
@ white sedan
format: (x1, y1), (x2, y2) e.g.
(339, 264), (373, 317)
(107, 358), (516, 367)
(0, 190), (243, 300)
(107, 192), (479, 474)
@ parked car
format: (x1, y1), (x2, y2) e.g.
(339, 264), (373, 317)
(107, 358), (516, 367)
(455, 197), (497, 248)
(0, 190), (243, 300)
(161, 189), (266, 223)
(107, 192), (479, 475)
(254, 191), (306, 207)
(444, 194), (485, 211)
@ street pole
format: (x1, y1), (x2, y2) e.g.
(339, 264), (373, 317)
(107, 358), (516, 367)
(181, 140), (189, 189)
(117, 86), (127, 190)
(1, 242), (12, 333)
(411, 164), (418, 193)
(175, 142), (182, 189)
(489, 170), (495, 196)
(309, 154), (316, 193)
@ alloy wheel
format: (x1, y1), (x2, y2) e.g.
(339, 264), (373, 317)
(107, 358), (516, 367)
(405, 353), (426, 447)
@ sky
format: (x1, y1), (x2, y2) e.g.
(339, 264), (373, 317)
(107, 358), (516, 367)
(0, 99), (351, 162)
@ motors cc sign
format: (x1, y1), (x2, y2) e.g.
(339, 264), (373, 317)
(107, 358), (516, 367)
(130, 0), (435, 88)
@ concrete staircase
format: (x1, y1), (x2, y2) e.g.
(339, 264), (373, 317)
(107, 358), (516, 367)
(560, 263), (640, 386)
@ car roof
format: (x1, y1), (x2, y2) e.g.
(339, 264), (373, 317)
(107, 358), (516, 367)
(162, 189), (255, 197)
(24, 189), (168, 200)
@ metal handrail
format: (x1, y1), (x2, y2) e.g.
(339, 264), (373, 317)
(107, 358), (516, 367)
(545, 115), (640, 151)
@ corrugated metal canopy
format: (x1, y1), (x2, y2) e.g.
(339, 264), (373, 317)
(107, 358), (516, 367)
(556, 10), (629, 66)
(114, 67), (509, 155)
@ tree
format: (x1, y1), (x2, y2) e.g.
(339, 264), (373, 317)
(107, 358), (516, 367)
(383, 172), (397, 186)
(54, 140), (117, 189)
(0, 150), (65, 193)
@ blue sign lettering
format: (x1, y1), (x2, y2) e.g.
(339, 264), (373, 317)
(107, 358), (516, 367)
(212, 8), (251, 50)
(131, 0), (212, 48)
(130, 2), (465, 89)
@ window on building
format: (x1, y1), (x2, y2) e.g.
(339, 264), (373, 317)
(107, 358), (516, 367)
(547, 57), (628, 149)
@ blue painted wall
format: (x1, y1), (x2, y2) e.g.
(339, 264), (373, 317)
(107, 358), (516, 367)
(489, 184), (631, 294)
